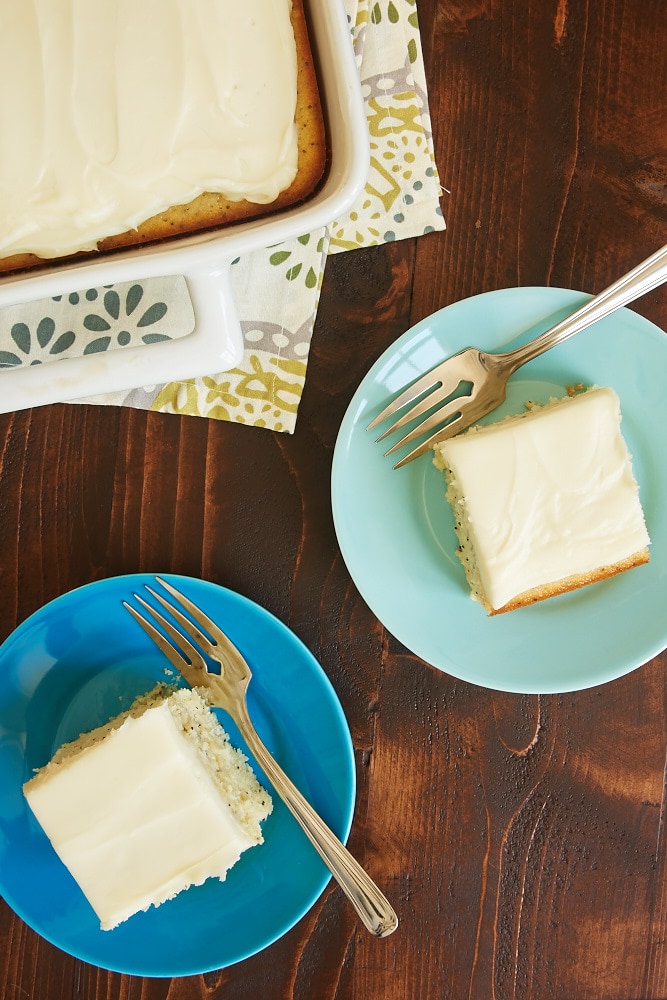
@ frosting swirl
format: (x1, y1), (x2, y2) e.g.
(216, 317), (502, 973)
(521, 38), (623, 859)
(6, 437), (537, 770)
(0, 0), (299, 257)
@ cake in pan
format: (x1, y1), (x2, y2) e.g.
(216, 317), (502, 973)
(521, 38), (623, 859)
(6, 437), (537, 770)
(0, 0), (326, 274)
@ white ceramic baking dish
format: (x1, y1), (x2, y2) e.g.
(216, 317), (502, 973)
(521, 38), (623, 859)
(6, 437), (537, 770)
(0, 0), (369, 413)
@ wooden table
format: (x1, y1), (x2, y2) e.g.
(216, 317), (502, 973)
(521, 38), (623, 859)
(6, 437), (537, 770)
(1, 0), (666, 996)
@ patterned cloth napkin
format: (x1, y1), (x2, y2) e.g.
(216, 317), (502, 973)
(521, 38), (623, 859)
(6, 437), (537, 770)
(0, 0), (445, 432)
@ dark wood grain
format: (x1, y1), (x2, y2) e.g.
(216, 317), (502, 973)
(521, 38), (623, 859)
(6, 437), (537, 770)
(1, 0), (667, 997)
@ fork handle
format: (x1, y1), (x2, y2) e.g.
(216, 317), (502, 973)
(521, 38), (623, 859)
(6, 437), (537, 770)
(500, 243), (667, 372)
(234, 702), (399, 938)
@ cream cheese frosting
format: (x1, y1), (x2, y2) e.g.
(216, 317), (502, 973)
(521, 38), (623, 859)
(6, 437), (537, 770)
(0, 0), (299, 258)
(24, 690), (271, 930)
(434, 387), (650, 612)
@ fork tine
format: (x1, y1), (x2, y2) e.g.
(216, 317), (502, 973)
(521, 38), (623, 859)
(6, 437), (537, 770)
(366, 355), (464, 434)
(391, 397), (493, 469)
(153, 576), (239, 656)
(126, 587), (208, 673)
(124, 595), (209, 673)
(144, 583), (218, 658)
(382, 392), (470, 456)
(128, 596), (206, 668)
(374, 379), (472, 443)
(390, 416), (467, 468)
(366, 370), (443, 432)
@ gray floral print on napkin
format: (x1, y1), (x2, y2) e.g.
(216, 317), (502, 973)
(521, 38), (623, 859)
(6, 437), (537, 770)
(0, 276), (195, 368)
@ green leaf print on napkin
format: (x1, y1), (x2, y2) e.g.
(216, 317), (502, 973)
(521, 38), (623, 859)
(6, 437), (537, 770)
(268, 233), (322, 290)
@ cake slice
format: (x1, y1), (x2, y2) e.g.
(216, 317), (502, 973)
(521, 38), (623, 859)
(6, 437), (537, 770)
(432, 386), (650, 615)
(23, 685), (272, 930)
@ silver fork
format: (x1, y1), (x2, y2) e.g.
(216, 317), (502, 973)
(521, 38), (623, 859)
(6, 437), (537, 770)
(123, 577), (398, 938)
(368, 243), (667, 468)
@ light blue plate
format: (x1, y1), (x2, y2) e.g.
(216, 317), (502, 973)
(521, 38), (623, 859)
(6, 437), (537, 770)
(0, 574), (355, 976)
(332, 287), (667, 694)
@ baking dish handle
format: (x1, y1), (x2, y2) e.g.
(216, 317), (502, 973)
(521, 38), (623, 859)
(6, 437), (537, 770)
(0, 255), (244, 414)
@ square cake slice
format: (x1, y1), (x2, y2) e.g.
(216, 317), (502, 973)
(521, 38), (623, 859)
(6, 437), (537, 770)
(433, 386), (650, 615)
(23, 686), (272, 930)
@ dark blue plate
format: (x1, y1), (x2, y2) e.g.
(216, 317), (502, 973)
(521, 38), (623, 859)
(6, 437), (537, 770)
(0, 574), (355, 976)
